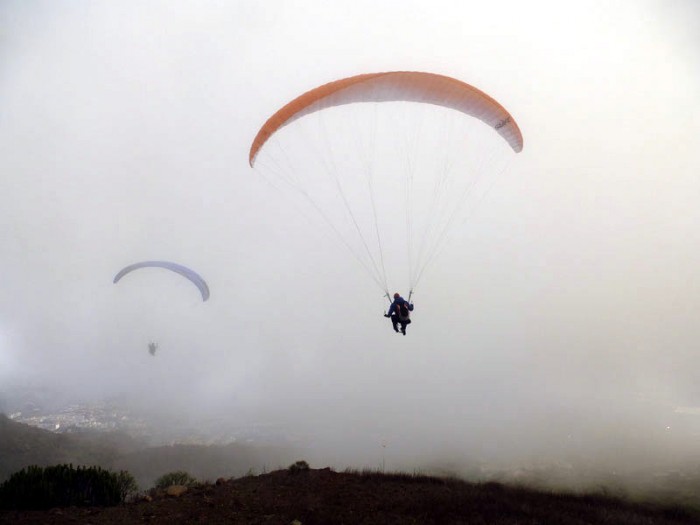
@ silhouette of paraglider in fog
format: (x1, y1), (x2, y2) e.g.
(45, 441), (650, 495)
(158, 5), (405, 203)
(112, 262), (208, 358)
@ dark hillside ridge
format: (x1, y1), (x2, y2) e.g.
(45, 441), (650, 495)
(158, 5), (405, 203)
(0, 414), (138, 481)
(2, 467), (698, 524)
(0, 414), (298, 487)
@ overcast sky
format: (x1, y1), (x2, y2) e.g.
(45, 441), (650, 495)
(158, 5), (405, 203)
(1, 0), (700, 475)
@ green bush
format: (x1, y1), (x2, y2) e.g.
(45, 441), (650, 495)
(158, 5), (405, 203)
(154, 470), (198, 489)
(288, 460), (310, 474)
(0, 464), (138, 510)
(114, 470), (139, 501)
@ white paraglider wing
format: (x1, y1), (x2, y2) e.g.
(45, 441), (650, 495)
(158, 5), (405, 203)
(113, 261), (210, 301)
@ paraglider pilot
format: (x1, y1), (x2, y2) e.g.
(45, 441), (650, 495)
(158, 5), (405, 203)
(384, 293), (414, 335)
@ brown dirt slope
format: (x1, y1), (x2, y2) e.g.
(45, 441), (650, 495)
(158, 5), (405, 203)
(2, 468), (698, 525)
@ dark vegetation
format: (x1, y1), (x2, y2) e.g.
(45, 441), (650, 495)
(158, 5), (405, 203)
(153, 470), (198, 489)
(0, 464), (137, 510)
(288, 459), (310, 474)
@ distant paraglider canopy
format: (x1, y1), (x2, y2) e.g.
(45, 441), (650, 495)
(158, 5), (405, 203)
(113, 261), (210, 301)
(249, 71), (523, 300)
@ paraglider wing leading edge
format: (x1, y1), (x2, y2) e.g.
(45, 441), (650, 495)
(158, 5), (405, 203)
(113, 261), (210, 301)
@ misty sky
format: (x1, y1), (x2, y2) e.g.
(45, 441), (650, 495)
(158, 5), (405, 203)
(1, 1), (700, 472)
